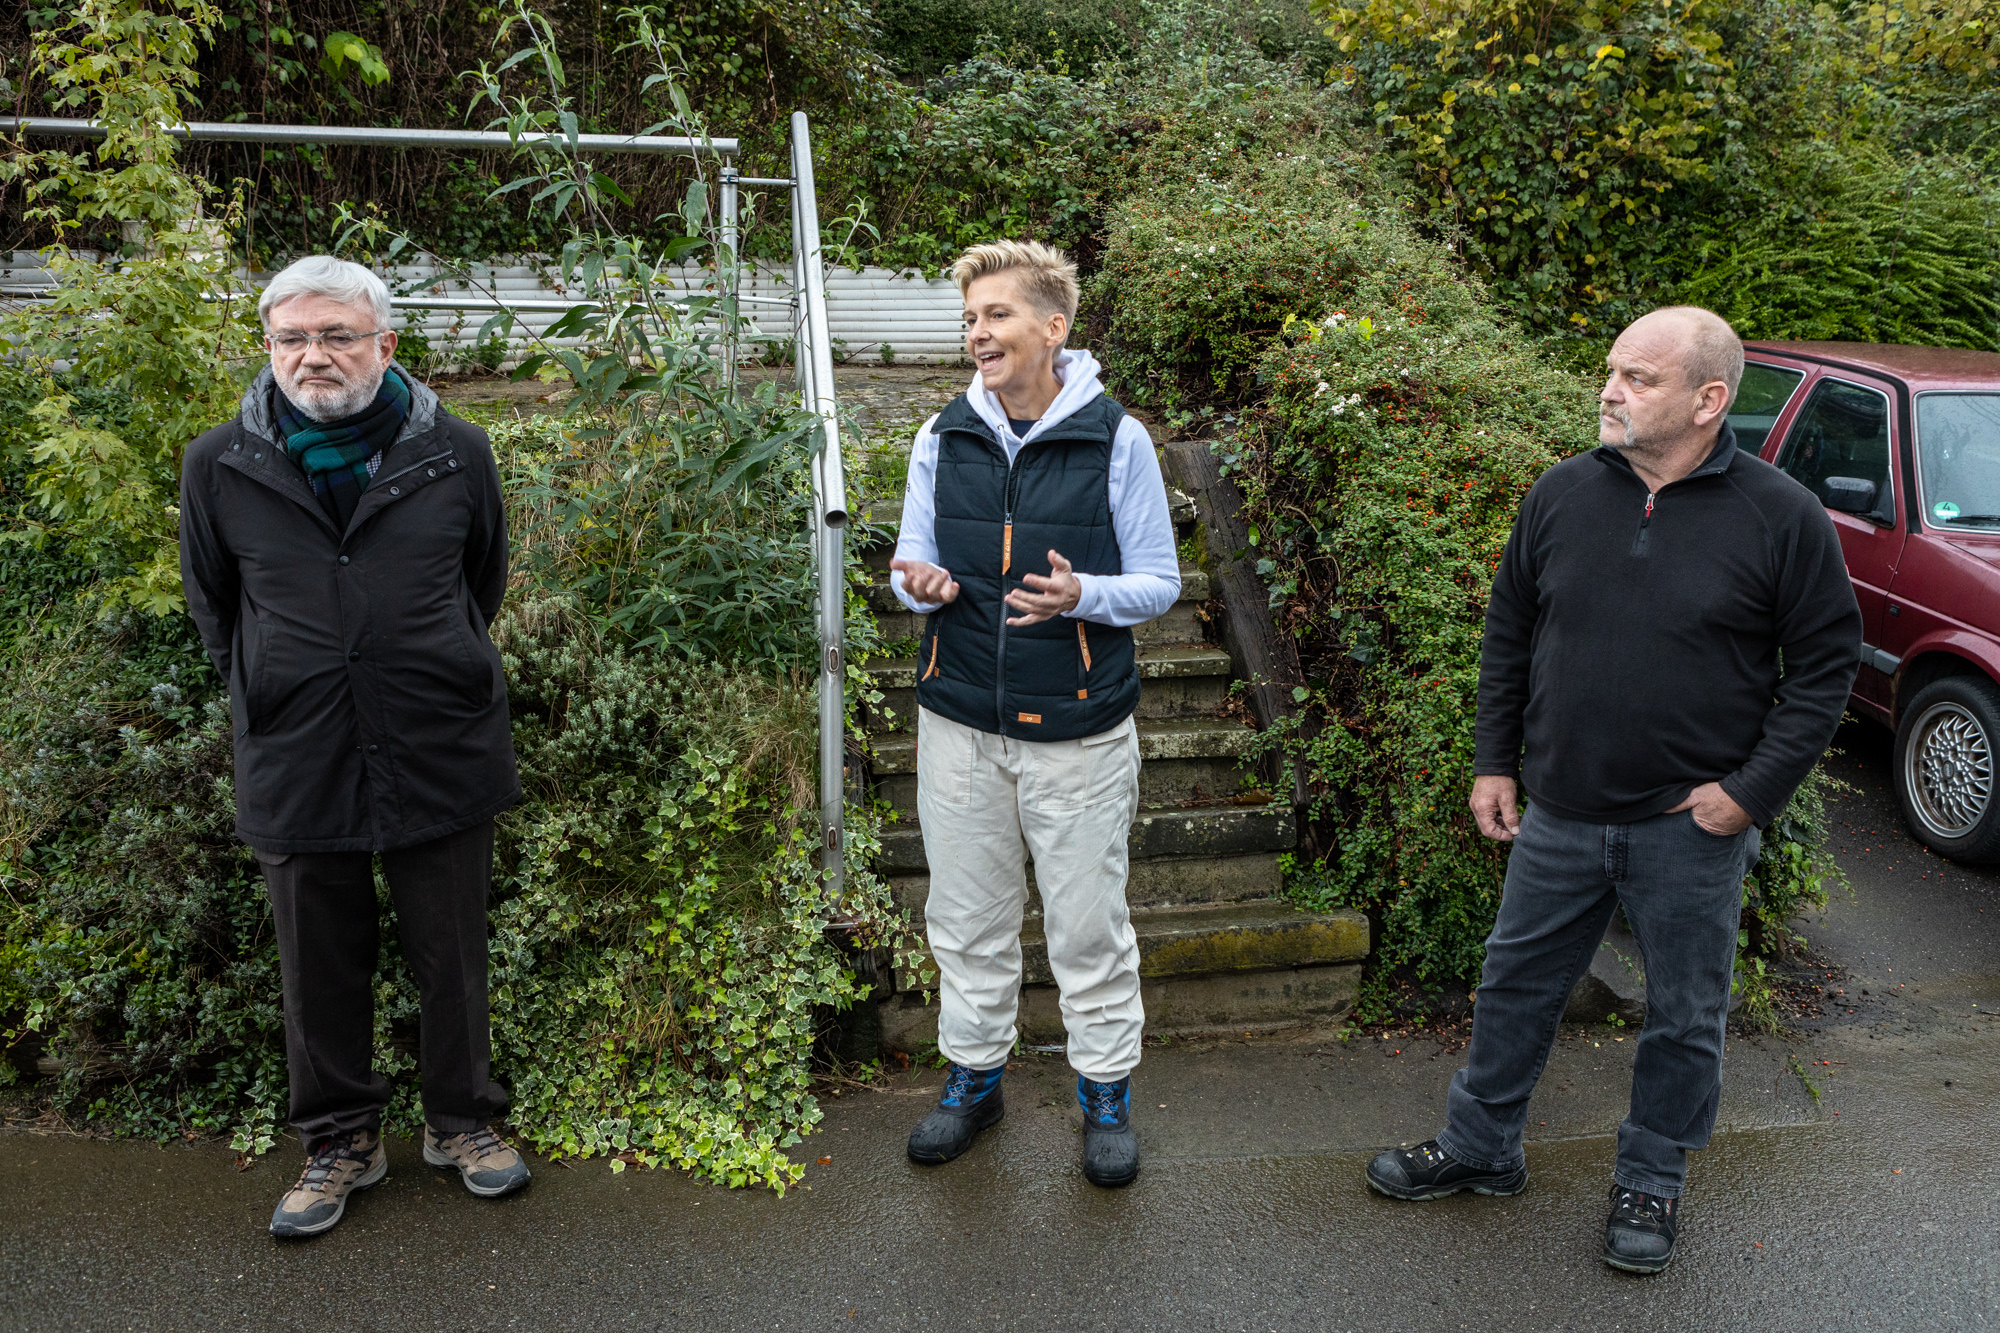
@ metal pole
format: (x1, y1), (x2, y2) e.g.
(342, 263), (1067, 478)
(719, 165), (739, 390)
(0, 117), (736, 157)
(791, 111), (846, 906)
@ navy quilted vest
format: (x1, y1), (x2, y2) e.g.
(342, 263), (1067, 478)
(914, 393), (1140, 740)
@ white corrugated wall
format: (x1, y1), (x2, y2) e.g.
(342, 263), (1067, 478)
(1, 253), (968, 365)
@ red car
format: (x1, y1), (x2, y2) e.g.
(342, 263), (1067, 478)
(1737, 341), (2000, 859)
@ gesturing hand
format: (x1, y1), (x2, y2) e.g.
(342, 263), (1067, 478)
(1469, 774), (1522, 842)
(890, 557), (959, 606)
(1004, 549), (1082, 626)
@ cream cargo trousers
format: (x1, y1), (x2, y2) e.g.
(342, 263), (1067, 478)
(916, 706), (1144, 1081)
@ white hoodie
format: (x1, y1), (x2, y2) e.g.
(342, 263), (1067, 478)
(889, 348), (1183, 627)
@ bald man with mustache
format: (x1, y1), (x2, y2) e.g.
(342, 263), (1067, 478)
(1364, 307), (1861, 1273)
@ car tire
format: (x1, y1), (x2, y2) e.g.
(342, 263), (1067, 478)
(1893, 675), (2000, 864)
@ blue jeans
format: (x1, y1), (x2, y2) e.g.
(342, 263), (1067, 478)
(1436, 803), (1760, 1197)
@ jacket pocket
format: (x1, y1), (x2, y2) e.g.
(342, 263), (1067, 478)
(240, 619), (272, 735)
(448, 609), (498, 709)
(1075, 622), (1093, 700)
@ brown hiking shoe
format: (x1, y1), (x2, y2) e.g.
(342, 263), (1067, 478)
(268, 1129), (387, 1238)
(423, 1124), (531, 1198)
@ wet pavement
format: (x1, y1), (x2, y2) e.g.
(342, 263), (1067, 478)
(4, 718), (1996, 1331)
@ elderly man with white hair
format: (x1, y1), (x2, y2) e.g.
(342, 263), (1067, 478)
(179, 255), (529, 1238)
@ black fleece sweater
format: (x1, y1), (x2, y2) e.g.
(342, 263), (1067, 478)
(1473, 427), (1862, 827)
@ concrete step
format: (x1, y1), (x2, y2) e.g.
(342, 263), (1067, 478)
(893, 900), (1368, 991)
(870, 717), (1261, 813)
(877, 961), (1364, 1049)
(863, 643), (1235, 733)
(869, 715), (1253, 776)
(877, 800), (1293, 880)
(885, 852), (1283, 918)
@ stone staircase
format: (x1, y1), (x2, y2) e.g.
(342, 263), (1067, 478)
(854, 490), (1370, 1053)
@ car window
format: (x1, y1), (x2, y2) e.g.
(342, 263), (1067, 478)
(1729, 363), (1806, 455)
(1917, 394), (2000, 529)
(1776, 377), (1894, 522)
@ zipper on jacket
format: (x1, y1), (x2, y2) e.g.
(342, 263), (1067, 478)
(1076, 622), (1092, 699)
(994, 437), (1033, 732)
(1632, 492), (1655, 557)
(995, 501), (1012, 729)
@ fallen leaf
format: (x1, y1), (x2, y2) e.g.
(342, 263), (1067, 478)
(817, 1156), (832, 1165)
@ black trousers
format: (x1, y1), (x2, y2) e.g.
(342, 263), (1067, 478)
(257, 819), (507, 1144)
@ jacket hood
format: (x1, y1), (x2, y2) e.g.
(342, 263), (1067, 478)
(239, 361), (440, 447)
(965, 347), (1108, 444)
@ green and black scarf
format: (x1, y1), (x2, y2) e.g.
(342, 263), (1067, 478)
(273, 365), (412, 529)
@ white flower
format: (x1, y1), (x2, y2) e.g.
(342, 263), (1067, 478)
(1315, 382), (1330, 396)
(1331, 405), (1345, 416)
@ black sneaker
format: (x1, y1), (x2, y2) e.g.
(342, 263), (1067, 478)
(1078, 1075), (1139, 1188)
(1602, 1185), (1680, 1273)
(1365, 1139), (1528, 1201)
(907, 1062), (1005, 1164)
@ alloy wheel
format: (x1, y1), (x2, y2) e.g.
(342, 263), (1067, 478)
(1904, 700), (1994, 840)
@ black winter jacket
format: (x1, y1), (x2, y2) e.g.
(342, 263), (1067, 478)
(179, 365), (521, 853)
(1473, 427), (1862, 828)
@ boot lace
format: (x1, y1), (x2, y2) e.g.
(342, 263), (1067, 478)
(294, 1133), (367, 1195)
(1407, 1140), (1451, 1169)
(941, 1063), (978, 1107)
(1084, 1079), (1124, 1127)
(1611, 1188), (1674, 1228)
(442, 1125), (510, 1162)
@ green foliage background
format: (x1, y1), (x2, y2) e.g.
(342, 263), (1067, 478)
(0, 1), (922, 1193)
(1085, 74), (1845, 1013)
(1316, 0), (2000, 346)
(3, 0), (1986, 1152)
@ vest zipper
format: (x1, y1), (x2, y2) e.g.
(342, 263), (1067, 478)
(995, 501), (1012, 730)
(1632, 492), (1655, 557)
(1076, 622), (1092, 699)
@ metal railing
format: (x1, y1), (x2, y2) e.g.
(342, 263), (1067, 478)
(0, 117), (735, 158)
(2, 114), (850, 904)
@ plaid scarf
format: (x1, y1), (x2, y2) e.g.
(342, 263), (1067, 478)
(272, 366), (412, 530)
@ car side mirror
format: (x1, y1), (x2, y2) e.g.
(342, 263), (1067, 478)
(1822, 476), (1877, 514)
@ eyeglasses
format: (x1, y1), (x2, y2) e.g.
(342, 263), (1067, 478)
(266, 330), (388, 354)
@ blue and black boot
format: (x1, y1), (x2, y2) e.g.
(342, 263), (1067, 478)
(1078, 1075), (1139, 1187)
(907, 1062), (1005, 1164)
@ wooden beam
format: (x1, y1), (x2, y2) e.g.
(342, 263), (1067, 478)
(1160, 440), (1309, 807)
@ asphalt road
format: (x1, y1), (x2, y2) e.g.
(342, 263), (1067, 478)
(3, 718), (1995, 1332)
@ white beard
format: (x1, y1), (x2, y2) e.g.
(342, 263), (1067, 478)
(279, 361), (386, 422)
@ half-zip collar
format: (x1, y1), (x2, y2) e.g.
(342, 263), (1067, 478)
(1592, 424), (1741, 490)
(1593, 425), (1741, 559)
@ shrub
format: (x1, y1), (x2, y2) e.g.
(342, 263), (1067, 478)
(0, 10), (922, 1191)
(1677, 140), (2000, 352)
(1089, 88), (1476, 418)
(1092, 78), (1846, 1011)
